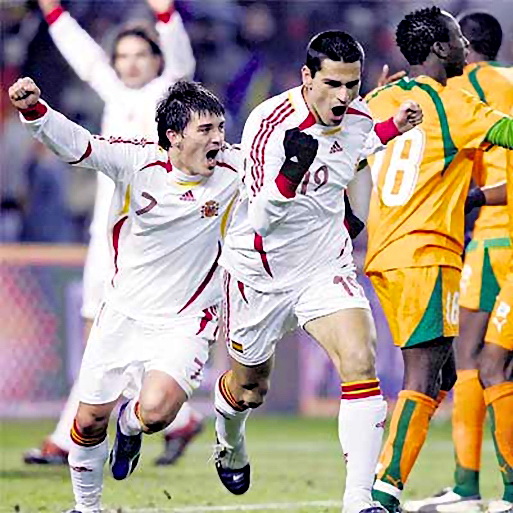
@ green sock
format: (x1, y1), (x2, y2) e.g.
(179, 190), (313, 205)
(372, 489), (400, 513)
(453, 463), (480, 497)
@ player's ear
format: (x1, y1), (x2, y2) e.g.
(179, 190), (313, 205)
(432, 41), (449, 61)
(301, 65), (313, 90)
(166, 129), (183, 149)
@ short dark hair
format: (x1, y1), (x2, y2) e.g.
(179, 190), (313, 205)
(156, 81), (225, 150)
(458, 11), (502, 60)
(306, 30), (365, 77)
(396, 6), (450, 65)
(112, 26), (164, 74)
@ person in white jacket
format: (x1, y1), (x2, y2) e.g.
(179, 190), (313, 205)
(23, 0), (203, 468)
(11, 76), (241, 513)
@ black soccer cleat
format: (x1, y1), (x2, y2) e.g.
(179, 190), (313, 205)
(213, 438), (250, 495)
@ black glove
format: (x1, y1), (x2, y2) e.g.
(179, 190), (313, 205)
(279, 128), (319, 184)
(344, 195), (365, 239)
(465, 187), (486, 214)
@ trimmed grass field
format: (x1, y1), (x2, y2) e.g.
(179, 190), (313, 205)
(0, 416), (501, 513)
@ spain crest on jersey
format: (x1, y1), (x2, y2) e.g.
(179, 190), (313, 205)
(201, 200), (219, 218)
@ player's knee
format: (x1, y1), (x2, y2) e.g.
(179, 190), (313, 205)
(75, 409), (109, 438)
(478, 357), (506, 388)
(339, 344), (376, 382)
(139, 400), (179, 433)
(241, 379), (269, 409)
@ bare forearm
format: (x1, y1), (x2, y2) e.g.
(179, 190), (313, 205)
(483, 181), (507, 206)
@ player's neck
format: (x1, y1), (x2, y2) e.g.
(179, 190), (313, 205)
(409, 62), (448, 86)
(466, 49), (492, 64)
(168, 149), (199, 177)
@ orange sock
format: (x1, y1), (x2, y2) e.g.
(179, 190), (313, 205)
(374, 390), (437, 499)
(484, 382), (513, 502)
(452, 370), (485, 497)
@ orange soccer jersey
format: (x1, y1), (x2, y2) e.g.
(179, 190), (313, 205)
(450, 62), (513, 240)
(364, 75), (506, 274)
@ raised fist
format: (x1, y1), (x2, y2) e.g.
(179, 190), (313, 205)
(146, 0), (174, 14)
(9, 77), (41, 110)
(393, 101), (423, 133)
(283, 128), (318, 169)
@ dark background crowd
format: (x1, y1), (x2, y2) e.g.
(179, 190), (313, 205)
(1, 0), (512, 244)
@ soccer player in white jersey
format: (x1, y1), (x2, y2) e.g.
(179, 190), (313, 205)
(10, 77), (240, 513)
(212, 31), (422, 513)
(23, 0), (202, 467)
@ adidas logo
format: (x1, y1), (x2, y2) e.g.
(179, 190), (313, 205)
(330, 141), (343, 154)
(179, 190), (195, 201)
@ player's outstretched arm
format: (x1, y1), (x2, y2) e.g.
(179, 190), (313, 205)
(10, 77), (140, 182)
(38, 0), (121, 101)
(149, 0), (196, 83)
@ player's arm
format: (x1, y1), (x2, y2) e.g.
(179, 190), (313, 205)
(465, 181), (507, 213)
(147, 0), (196, 82)
(243, 113), (318, 236)
(38, 0), (122, 101)
(10, 78), (138, 183)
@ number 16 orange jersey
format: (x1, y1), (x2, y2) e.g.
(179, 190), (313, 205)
(364, 75), (507, 274)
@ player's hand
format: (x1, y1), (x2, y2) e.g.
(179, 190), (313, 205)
(465, 188), (486, 214)
(393, 101), (423, 133)
(37, 0), (61, 16)
(146, 0), (174, 14)
(377, 64), (406, 88)
(9, 77), (41, 110)
(280, 128), (319, 184)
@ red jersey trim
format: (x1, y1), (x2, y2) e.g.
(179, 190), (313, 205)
(156, 6), (175, 23)
(178, 241), (222, 313)
(298, 111), (316, 130)
(140, 160), (173, 173)
(46, 6), (65, 25)
(346, 107), (373, 120)
(217, 161), (237, 173)
(19, 101), (48, 121)
(111, 215), (129, 287)
(254, 233), (273, 277)
(69, 141), (92, 165)
(275, 173), (297, 199)
(249, 99), (294, 196)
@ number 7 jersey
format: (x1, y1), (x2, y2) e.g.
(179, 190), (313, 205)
(364, 75), (506, 274)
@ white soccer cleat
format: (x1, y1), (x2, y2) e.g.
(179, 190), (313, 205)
(437, 500), (485, 513)
(403, 488), (482, 513)
(486, 500), (513, 513)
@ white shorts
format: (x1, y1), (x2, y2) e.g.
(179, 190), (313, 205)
(77, 303), (218, 403)
(223, 264), (370, 366)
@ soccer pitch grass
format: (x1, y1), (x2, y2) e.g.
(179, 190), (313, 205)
(0, 416), (501, 513)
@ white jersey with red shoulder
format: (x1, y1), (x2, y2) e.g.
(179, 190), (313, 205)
(22, 102), (240, 324)
(220, 85), (382, 292)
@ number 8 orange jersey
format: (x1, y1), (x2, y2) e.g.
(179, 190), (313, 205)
(364, 75), (507, 274)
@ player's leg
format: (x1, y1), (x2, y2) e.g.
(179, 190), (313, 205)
(111, 316), (211, 479)
(480, 279), (513, 513)
(69, 400), (117, 513)
(213, 271), (293, 495)
(295, 265), (386, 513)
(370, 266), (460, 513)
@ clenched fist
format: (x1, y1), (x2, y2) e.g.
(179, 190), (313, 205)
(37, 0), (61, 16)
(9, 77), (41, 110)
(393, 101), (423, 133)
(146, 0), (174, 14)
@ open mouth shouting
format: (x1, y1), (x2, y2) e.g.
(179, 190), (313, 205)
(206, 148), (220, 169)
(331, 105), (347, 123)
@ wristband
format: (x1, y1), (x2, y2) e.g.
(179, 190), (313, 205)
(45, 6), (65, 25)
(374, 117), (401, 144)
(19, 101), (48, 121)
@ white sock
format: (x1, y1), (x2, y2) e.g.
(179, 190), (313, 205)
(162, 401), (201, 436)
(119, 400), (143, 437)
(49, 381), (80, 452)
(68, 438), (108, 513)
(214, 374), (250, 448)
(339, 395), (387, 513)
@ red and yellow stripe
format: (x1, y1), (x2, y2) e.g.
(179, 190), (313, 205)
(341, 379), (381, 400)
(219, 371), (247, 412)
(70, 419), (106, 447)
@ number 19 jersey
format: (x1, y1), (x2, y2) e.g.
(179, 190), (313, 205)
(364, 75), (506, 274)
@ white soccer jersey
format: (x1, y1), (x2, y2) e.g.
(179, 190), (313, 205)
(220, 85), (383, 292)
(22, 103), (240, 324)
(47, 8), (196, 317)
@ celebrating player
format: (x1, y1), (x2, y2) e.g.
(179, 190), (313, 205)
(10, 77), (240, 513)
(23, 0), (203, 468)
(211, 30), (422, 513)
(363, 7), (513, 512)
(404, 11), (513, 513)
